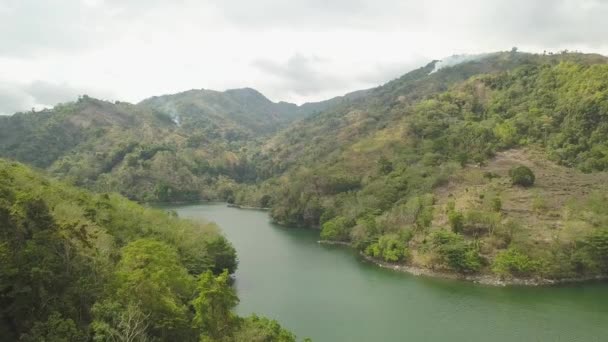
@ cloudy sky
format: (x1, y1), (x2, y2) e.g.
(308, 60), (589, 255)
(0, 0), (607, 114)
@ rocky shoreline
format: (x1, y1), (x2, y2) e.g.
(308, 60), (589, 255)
(318, 240), (607, 286)
(227, 204), (270, 211)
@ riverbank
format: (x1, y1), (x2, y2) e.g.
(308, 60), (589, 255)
(363, 253), (608, 286)
(171, 203), (608, 341)
(318, 240), (607, 286)
(227, 203), (270, 211)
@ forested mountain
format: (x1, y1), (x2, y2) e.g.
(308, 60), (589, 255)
(233, 51), (608, 281)
(140, 87), (318, 137)
(2, 50), (608, 283)
(0, 159), (300, 341)
(0, 89), (348, 202)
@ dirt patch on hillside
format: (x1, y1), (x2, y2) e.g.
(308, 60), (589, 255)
(433, 147), (608, 244)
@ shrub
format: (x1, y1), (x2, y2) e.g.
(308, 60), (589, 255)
(483, 171), (500, 180)
(509, 165), (535, 187)
(585, 229), (608, 271)
(462, 210), (500, 236)
(320, 216), (350, 241)
(364, 234), (409, 263)
(532, 193), (547, 212)
(448, 211), (464, 233)
(490, 197), (502, 212)
(492, 248), (538, 277)
(431, 230), (482, 273)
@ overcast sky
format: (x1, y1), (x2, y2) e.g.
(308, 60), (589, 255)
(0, 0), (607, 114)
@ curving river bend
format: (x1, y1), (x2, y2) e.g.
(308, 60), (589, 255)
(168, 203), (608, 342)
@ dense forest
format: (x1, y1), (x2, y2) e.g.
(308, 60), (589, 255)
(0, 88), (350, 202)
(2, 50), (608, 285)
(0, 159), (299, 341)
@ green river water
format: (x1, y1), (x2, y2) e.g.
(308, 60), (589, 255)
(169, 203), (608, 342)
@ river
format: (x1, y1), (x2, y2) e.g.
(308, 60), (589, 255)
(168, 203), (608, 342)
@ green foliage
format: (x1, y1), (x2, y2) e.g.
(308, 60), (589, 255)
(192, 270), (239, 341)
(364, 234), (409, 263)
(509, 165), (535, 187)
(5, 51), (608, 285)
(320, 216), (351, 241)
(448, 211), (464, 233)
(490, 196), (502, 212)
(377, 156), (394, 175)
(492, 248), (539, 277)
(113, 239), (195, 336)
(462, 210), (501, 236)
(233, 315), (297, 342)
(0, 160), (292, 341)
(20, 312), (86, 342)
(431, 230), (483, 273)
(585, 229), (608, 270)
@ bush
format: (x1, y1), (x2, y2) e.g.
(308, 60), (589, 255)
(448, 211), (464, 233)
(585, 229), (608, 271)
(431, 230), (482, 273)
(509, 165), (535, 187)
(364, 234), (409, 263)
(492, 248), (538, 277)
(490, 197), (502, 212)
(320, 216), (350, 241)
(462, 210), (500, 236)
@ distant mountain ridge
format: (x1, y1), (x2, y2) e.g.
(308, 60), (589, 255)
(0, 84), (368, 201)
(138, 86), (368, 136)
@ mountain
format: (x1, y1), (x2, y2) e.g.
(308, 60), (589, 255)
(140, 87), (309, 137)
(2, 50), (608, 283)
(0, 88), (351, 202)
(0, 159), (299, 341)
(232, 51), (608, 281)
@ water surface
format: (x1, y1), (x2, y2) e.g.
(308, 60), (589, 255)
(169, 203), (608, 342)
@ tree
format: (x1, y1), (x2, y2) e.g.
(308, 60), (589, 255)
(206, 236), (238, 275)
(448, 211), (464, 233)
(509, 165), (535, 187)
(492, 248), (538, 277)
(20, 312), (86, 342)
(233, 315), (297, 342)
(365, 234), (409, 262)
(320, 216), (350, 241)
(91, 302), (150, 342)
(113, 239), (195, 338)
(431, 230), (482, 272)
(192, 270), (239, 341)
(377, 156), (393, 175)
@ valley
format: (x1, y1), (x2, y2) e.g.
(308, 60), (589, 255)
(2, 50), (608, 341)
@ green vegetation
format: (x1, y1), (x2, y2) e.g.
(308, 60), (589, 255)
(364, 234), (410, 262)
(492, 248), (539, 278)
(230, 51), (608, 281)
(3, 50), (608, 283)
(0, 160), (298, 341)
(0, 90), (334, 202)
(431, 230), (483, 273)
(509, 166), (535, 187)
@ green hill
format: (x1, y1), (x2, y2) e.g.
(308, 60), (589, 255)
(0, 89), (343, 202)
(0, 159), (300, 341)
(233, 51), (608, 282)
(2, 50), (608, 283)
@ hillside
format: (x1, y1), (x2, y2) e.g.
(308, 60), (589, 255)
(2, 50), (608, 283)
(0, 88), (348, 202)
(139, 87), (314, 137)
(0, 159), (302, 341)
(232, 51), (608, 281)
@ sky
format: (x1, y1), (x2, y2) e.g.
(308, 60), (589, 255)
(0, 0), (607, 114)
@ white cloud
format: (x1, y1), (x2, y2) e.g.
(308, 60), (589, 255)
(0, 0), (606, 114)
